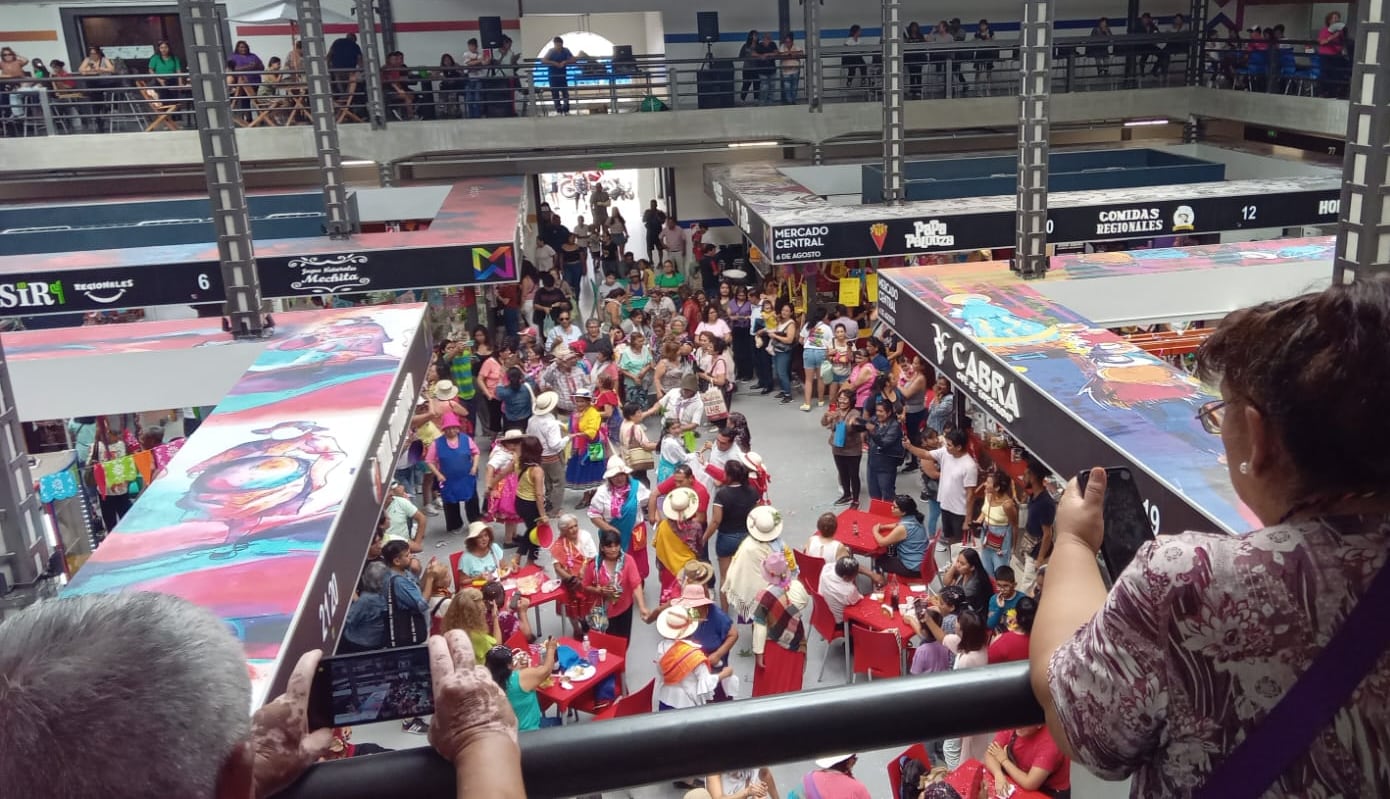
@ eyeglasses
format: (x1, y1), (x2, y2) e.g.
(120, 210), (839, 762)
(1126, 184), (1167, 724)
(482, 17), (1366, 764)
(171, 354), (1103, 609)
(1195, 399), (1227, 434)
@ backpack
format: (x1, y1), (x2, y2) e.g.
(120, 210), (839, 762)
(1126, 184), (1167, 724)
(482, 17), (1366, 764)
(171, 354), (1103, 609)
(899, 755), (930, 799)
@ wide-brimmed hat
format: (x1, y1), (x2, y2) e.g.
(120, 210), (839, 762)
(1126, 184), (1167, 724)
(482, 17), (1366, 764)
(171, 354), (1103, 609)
(671, 582), (713, 609)
(814, 753), (857, 770)
(439, 412), (464, 430)
(552, 344), (577, 360)
(656, 606), (700, 640)
(533, 391), (559, 416)
(746, 505), (783, 542)
(602, 455), (632, 480)
(433, 380), (460, 401)
(573, 388), (593, 401)
(466, 521), (493, 541)
(498, 429), (524, 443)
(680, 560), (714, 586)
(662, 487), (700, 522)
(741, 451), (765, 472)
(679, 372), (699, 392)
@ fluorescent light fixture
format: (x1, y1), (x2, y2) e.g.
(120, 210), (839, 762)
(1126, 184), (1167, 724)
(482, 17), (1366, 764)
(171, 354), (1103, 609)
(342, 159), (376, 167)
(1123, 118), (1171, 127)
(727, 141), (781, 149)
(42, 514), (57, 549)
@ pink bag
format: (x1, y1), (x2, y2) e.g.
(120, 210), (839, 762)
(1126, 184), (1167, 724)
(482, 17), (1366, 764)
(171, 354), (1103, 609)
(486, 472), (520, 520)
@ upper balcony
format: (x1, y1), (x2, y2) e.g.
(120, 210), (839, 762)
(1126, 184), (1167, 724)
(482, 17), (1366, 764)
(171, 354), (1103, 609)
(0, 36), (1351, 175)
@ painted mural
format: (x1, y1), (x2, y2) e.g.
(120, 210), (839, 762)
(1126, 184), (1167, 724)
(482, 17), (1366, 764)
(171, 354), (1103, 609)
(1051, 235), (1336, 279)
(890, 263), (1258, 534)
(63, 306), (426, 703)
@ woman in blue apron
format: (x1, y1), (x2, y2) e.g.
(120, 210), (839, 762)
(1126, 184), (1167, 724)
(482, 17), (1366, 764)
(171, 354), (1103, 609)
(426, 412), (480, 534)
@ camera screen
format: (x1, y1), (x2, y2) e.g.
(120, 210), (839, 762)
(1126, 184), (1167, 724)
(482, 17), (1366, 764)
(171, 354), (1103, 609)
(324, 646), (434, 727)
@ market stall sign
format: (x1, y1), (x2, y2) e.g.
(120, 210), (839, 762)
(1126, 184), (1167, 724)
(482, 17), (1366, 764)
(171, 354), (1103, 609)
(0, 262), (226, 315)
(773, 187), (1341, 263)
(877, 275), (1231, 537)
(257, 243), (517, 299)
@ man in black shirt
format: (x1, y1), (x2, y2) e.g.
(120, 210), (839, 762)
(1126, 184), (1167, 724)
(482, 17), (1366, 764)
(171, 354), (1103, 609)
(328, 32), (362, 96)
(642, 200), (667, 262)
(1020, 460), (1055, 595)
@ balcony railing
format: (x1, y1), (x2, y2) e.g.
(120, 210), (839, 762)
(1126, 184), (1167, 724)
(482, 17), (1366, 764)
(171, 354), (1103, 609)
(276, 662), (1042, 799)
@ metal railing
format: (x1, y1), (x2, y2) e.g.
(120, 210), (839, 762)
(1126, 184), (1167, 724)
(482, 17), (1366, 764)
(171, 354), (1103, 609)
(1, 31), (1348, 138)
(277, 662), (1042, 799)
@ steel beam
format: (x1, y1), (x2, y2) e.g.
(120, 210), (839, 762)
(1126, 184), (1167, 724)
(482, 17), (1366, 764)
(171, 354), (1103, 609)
(295, 0), (357, 238)
(1185, 0), (1208, 87)
(0, 334), (53, 620)
(1333, 0), (1390, 284)
(178, 0), (266, 338)
(803, 0), (822, 111)
(355, 0), (388, 130)
(1015, 0), (1054, 280)
(880, 0), (905, 205)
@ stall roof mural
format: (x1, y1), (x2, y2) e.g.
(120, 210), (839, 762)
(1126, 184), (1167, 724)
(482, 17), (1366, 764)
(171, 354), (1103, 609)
(0, 177), (522, 275)
(63, 305), (428, 706)
(885, 261), (1260, 535)
(1048, 236), (1336, 278)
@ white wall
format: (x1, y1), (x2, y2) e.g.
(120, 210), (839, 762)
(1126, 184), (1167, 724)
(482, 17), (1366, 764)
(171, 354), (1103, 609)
(518, 12), (653, 59)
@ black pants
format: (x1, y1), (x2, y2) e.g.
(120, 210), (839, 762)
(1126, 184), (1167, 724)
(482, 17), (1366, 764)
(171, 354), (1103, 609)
(843, 55), (867, 85)
(740, 69), (760, 102)
(549, 77), (571, 113)
(502, 415), (529, 434)
(875, 552), (919, 578)
(833, 453), (862, 501)
(753, 346), (774, 390)
(732, 326), (754, 380)
(443, 495), (481, 533)
(605, 603), (634, 640)
(941, 509), (965, 543)
(516, 497), (541, 558)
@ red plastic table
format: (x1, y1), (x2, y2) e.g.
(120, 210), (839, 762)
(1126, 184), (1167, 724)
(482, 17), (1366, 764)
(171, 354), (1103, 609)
(448, 558), (566, 634)
(834, 508), (897, 556)
(843, 584), (932, 673)
(534, 636), (627, 717)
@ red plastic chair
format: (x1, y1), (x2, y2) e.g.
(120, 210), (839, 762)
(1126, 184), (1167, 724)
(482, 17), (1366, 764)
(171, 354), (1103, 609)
(504, 630), (529, 652)
(569, 630), (630, 716)
(850, 626), (902, 682)
(810, 592), (849, 682)
(887, 744), (934, 799)
(794, 549), (826, 595)
(919, 531), (943, 590)
(593, 679), (655, 720)
(869, 498), (896, 517)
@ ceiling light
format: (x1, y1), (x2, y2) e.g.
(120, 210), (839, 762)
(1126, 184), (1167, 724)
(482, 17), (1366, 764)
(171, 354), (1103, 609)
(727, 141), (781, 149)
(1123, 119), (1170, 127)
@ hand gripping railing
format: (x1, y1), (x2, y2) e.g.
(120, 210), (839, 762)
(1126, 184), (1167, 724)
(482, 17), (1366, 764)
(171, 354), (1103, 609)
(277, 662), (1042, 799)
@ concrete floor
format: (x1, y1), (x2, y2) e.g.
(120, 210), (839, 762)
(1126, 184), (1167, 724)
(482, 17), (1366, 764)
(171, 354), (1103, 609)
(353, 385), (1130, 799)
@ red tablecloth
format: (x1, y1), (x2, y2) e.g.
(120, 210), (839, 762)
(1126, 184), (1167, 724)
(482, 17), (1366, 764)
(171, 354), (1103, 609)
(843, 585), (931, 639)
(834, 508), (897, 556)
(534, 636), (627, 715)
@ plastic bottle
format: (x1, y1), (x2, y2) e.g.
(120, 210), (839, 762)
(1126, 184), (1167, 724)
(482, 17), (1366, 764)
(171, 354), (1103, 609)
(852, 520), (860, 536)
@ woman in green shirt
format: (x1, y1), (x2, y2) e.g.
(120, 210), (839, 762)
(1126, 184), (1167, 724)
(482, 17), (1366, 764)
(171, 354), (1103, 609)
(148, 40), (183, 100)
(484, 638), (560, 731)
(654, 258), (685, 290)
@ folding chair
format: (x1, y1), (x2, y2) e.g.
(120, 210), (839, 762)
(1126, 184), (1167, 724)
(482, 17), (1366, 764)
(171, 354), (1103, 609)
(569, 630), (629, 716)
(134, 81), (179, 131)
(810, 592), (849, 682)
(887, 743), (933, 799)
(919, 531), (943, 591)
(850, 626), (902, 682)
(794, 549), (826, 595)
(593, 679), (654, 720)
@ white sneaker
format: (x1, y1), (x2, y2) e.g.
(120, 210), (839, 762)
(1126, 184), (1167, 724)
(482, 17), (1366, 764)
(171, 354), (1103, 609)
(936, 541), (948, 552)
(423, 506), (440, 516)
(799, 403), (811, 412)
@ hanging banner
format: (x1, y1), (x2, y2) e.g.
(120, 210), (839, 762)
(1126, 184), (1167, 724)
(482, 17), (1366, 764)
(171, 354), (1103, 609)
(865, 272), (879, 303)
(838, 275), (862, 307)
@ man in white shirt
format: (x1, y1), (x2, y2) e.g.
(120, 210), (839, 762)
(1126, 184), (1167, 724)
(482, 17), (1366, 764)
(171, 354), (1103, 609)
(819, 556), (865, 623)
(460, 37), (487, 118)
(534, 236), (556, 273)
(572, 215), (591, 250)
(658, 218), (687, 275)
(643, 372), (704, 435)
(703, 429), (745, 472)
(382, 481), (427, 550)
(921, 428), (978, 551)
(525, 391), (570, 514)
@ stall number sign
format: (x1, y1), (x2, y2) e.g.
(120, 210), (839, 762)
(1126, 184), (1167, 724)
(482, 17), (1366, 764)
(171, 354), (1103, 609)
(930, 322), (1021, 423)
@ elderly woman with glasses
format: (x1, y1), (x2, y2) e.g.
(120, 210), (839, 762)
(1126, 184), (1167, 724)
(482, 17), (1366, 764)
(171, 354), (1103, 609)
(1033, 280), (1390, 798)
(547, 513), (597, 638)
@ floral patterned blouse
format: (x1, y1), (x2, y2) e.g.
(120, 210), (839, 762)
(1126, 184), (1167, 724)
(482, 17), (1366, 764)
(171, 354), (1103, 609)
(1047, 514), (1390, 797)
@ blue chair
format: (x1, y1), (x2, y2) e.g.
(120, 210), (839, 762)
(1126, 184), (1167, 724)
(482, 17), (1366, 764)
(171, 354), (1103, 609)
(1240, 50), (1268, 91)
(1289, 53), (1321, 96)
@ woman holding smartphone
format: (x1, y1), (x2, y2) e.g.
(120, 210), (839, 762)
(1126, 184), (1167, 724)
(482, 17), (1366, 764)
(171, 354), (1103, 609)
(485, 639), (561, 731)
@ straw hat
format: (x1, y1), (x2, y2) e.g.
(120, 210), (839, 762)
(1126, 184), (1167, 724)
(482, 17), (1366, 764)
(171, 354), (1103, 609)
(671, 582), (713, 609)
(656, 606), (700, 640)
(433, 380), (460, 401)
(662, 487), (700, 522)
(602, 455), (632, 480)
(680, 560), (714, 586)
(741, 451), (765, 472)
(814, 753), (857, 770)
(498, 429), (524, 443)
(465, 521), (493, 541)
(552, 344), (577, 360)
(532, 391), (559, 416)
(745, 505), (783, 543)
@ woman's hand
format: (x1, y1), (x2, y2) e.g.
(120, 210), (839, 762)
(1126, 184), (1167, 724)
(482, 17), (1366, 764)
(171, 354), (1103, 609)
(426, 631), (520, 763)
(1057, 467), (1106, 554)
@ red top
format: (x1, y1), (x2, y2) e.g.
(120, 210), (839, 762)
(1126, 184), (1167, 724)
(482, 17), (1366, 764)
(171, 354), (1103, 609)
(987, 630), (1030, 664)
(656, 475), (710, 513)
(583, 553), (642, 616)
(991, 727), (1070, 792)
(595, 389), (621, 413)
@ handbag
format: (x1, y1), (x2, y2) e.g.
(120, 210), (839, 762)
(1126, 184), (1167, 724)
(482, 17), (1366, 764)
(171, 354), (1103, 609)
(701, 386), (729, 421)
(833, 419), (847, 448)
(386, 575), (428, 648)
(1192, 548), (1390, 798)
(624, 424), (655, 470)
(585, 440), (605, 462)
(819, 358), (834, 384)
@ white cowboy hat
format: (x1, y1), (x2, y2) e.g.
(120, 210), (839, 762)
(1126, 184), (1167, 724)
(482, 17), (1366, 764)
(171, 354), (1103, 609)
(745, 505), (783, 543)
(741, 451), (765, 472)
(814, 753), (857, 769)
(662, 487), (700, 522)
(433, 380), (459, 401)
(532, 391), (559, 416)
(602, 455), (632, 480)
(552, 344), (577, 360)
(498, 429), (525, 442)
(465, 521), (493, 541)
(656, 606), (700, 640)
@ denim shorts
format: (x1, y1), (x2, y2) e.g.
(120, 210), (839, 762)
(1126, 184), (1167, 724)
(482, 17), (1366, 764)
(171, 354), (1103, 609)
(715, 529), (748, 558)
(802, 348), (827, 370)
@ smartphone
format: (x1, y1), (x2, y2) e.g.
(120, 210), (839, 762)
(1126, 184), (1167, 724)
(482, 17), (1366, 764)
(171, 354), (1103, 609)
(1077, 467), (1153, 585)
(308, 645), (434, 730)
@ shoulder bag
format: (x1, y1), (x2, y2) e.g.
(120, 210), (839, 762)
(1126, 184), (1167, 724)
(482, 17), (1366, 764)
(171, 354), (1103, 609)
(623, 423), (655, 470)
(1193, 545), (1390, 798)
(386, 575), (428, 648)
